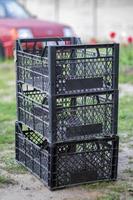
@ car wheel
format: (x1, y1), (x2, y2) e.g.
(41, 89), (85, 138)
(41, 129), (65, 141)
(0, 42), (5, 61)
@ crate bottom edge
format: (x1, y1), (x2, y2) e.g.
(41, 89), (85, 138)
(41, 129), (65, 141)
(16, 159), (118, 191)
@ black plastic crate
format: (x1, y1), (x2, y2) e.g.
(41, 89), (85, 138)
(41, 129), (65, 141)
(16, 37), (81, 93)
(15, 122), (119, 190)
(16, 37), (81, 54)
(17, 83), (118, 143)
(16, 41), (119, 95)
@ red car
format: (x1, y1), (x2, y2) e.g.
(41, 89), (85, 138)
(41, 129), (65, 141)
(0, 0), (75, 59)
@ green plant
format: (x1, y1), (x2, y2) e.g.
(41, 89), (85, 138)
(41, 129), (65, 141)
(118, 95), (133, 139)
(119, 45), (133, 84)
(0, 175), (16, 186)
(96, 192), (120, 200)
(0, 151), (27, 174)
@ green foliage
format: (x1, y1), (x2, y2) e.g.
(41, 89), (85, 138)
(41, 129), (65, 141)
(0, 153), (27, 174)
(120, 45), (133, 67)
(0, 101), (16, 122)
(86, 181), (132, 200)
(119, 73), (133, 84)
(118, 95), (133, 139)
(119, 45), (133, 84)
(0, 175), (16, 186)
(96, 192), (120, 200)
(86, 181), (130, 193)
(0, 64), (16, 146)
(123, 168), (133, 177)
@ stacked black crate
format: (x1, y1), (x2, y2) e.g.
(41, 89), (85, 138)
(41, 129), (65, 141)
(15, 38), (119, 190)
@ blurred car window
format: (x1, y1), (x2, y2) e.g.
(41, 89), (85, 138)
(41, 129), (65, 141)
(0, 4), (6, 18)
(4, 1), (30, 18)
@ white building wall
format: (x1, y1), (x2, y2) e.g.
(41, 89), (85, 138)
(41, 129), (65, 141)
(19, 0), (133, 41)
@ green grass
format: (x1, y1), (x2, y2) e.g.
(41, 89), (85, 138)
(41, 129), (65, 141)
(96, 192), (120, 200)
(0, 63), (16, 146)
(0, 175), (16, 186)
(0, 62), (15, 98)
(0, 153), (27, 174)
(118, 95), (133, 140)
(0, 121), (15, 148)
(85, 181), (132, 200)
(128, 144), (133, 149)
(85, 181), (131, 192)
(128, 156), (133, 164)
(128, 158), (133, 164)
(119, 45), (133, 84)
(123, 168), (133, 177)
(120, 45), (133, 67)
(0, 103), (15, 145)
(0, 101), (16, 122)
(0, 59), (13, 64)
(119, 73), (133, 84)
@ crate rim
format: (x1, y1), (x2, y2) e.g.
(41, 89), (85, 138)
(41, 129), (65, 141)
(16, 37), (81, 43)
(16, 120), (119, 147)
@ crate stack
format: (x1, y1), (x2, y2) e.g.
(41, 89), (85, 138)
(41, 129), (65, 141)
(15, 37), (119, 190)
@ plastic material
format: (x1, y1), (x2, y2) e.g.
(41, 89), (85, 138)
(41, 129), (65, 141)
(17, 83), (118, 143)
(16, 41), (119, 95)
(15, 38), (119, 190)
(15, 122), (119, 190)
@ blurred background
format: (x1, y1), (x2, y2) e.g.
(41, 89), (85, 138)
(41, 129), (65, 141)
(18, 0), (133, 43)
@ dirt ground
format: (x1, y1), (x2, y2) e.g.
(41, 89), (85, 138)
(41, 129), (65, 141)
(0, 139), (133, 200)
(0, 175), (98, 200)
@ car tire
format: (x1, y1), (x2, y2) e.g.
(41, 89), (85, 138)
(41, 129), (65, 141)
(0, 42), (5, 61)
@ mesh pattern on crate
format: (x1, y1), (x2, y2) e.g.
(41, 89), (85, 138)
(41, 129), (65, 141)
(55, 45), (115, 94)
(18, 89), (49, 139)
(17, 44), (118, 94)
(18, 88), (116, 142)
(17, 53), (49, 92)
(17, 37), (81, 92)
(16, 127), (49, 184)
(54, 139), (116, 187)
(56, 93), (115, 141)
(16, 123), (118, 189)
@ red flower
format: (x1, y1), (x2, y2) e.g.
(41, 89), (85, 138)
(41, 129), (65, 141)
(109, 32), (116, 39)
(90, 38), (97, 44)
(127, 36), (133, 44)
